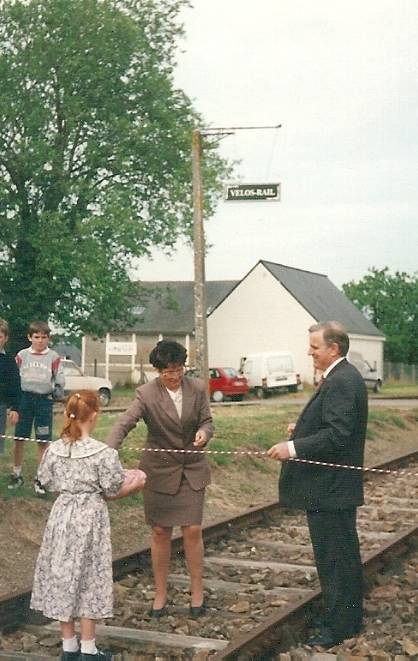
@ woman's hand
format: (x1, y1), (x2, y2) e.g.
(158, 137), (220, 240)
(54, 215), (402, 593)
(193, 429), (207, 448)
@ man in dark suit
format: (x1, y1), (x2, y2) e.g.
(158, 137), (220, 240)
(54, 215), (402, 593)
(268, 321), (368, 647)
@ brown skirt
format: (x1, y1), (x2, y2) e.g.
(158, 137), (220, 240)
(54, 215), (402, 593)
(144, 477), (205, 527)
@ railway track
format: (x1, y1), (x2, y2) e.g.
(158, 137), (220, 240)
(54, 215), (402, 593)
(1, 450), (418, 660)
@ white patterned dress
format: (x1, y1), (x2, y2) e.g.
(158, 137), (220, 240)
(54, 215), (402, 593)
(30, 437), (124, 622)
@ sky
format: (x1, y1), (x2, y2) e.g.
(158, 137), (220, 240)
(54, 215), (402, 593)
(134, 0), (418, 288)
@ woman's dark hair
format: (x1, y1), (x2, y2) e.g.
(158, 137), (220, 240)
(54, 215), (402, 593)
(149, 340), (187, 369)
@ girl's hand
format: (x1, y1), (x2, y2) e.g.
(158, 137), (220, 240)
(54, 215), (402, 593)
(123, 468), (147, 492)
(106, 469), (147, 500)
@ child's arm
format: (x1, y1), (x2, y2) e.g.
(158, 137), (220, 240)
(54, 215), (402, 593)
(7, 356), (21, 419)
(52, 355), (65, 389)
(105, 469), (147, 500)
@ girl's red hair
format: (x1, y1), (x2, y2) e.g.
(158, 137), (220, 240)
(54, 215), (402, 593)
(61, 390), (100, 443)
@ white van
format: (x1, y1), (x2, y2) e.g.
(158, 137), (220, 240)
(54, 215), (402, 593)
(348, 351), (383, 393)
(239, 352), (299, 398)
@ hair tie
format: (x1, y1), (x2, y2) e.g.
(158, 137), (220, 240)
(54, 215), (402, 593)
(69, 413), (76, 419)
(75, 393), (81, 399)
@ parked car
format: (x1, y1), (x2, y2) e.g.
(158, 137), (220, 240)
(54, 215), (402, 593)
(186, 367), (249, 402)
(60, 359), (113, 406)
(348, 352), (383, 393)
(239, 351), (299, 397)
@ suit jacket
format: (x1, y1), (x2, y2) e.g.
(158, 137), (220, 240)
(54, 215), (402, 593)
(279, 359), (368, 511)
(106, 376), (213, 494)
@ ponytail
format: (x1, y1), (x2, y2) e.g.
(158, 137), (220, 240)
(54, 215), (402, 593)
(61, 390), (100, 443)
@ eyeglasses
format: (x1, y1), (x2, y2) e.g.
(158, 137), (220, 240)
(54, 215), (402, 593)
(159, 366), (184, 377)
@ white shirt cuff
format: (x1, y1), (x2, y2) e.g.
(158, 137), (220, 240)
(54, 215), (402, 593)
(288, 441), (297, 458)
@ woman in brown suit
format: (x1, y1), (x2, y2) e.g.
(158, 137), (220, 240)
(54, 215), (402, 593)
(106, 340), (213, 618)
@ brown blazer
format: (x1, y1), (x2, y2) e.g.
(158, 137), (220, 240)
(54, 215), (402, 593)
(106, 376), (213, 494)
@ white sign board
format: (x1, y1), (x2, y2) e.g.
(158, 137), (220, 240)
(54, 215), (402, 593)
(106, 341), (136, 356)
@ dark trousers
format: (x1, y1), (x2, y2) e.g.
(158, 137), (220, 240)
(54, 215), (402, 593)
(0, 401), (6, 454)
(307, 508), (363, 639)
(15, 392), (53, 443)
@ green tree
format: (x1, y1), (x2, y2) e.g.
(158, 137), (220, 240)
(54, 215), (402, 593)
(0, 0), (229, 349)
(342, 268), (418, 364)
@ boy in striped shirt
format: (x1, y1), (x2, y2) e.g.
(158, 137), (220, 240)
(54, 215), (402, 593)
(10, 321), (65, 495)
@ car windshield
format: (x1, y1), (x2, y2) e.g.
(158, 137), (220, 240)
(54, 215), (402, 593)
(63, 362), (82, 376)
(222, 367), (238, 377)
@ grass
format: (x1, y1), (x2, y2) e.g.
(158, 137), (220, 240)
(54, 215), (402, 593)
(367, 409), (407, 429)
(111, 385), (138, 398)
(110, 381), (418, 403)
(374, 381), (418, 398)
(0, 401), (416, 501)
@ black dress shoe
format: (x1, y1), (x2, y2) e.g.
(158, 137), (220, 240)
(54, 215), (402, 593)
(189, 601), (207, 618)
(62, 652), (80, 661)
(307, 628), (338, 648)
(147, 605), (168, 618)
(309, 615), (329, 629)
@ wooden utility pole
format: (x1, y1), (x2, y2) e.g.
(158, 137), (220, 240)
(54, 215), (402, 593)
(191, 123), (280, 391)
(192, 128), (209, 390)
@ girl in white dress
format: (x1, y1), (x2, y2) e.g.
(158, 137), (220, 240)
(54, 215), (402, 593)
(30, 390), (146, 661)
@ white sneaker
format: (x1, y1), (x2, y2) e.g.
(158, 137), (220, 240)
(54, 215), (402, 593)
(8, 473), (24, 489)
(34, 478), (46, 496)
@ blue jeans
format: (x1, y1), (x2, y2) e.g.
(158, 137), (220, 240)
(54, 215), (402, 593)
(15, 392), (53, 443)
(0, 401), (6, 454)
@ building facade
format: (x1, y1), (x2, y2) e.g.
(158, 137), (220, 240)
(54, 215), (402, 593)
(82, 261), (385, 386)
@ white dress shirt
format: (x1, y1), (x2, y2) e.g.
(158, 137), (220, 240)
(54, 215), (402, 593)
(166, 386), (183, 419)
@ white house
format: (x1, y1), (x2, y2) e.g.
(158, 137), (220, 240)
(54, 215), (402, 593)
(207, 260), (385, 383)
(82, 260), (384, 385)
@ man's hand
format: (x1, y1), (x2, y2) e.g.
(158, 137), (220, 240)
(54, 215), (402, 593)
(193, 429), (207, 448)
(287, 422), (296, 436)
(267, 442), (291, 462)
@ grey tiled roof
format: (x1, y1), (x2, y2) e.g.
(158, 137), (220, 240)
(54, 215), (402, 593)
(261, 261), (384, 337)
(125, 261), (383, 339)
(127, 280), (238, 334)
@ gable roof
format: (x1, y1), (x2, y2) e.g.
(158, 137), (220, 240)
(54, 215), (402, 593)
(127, 280), (238, 334)
(123, 262), (384, 339)
(260, 260), (384, 337)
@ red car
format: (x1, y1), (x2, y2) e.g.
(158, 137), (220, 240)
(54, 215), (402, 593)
(187, 367), (249, 402)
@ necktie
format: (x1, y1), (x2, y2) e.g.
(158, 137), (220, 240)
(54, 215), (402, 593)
(317, 375), (326, 388)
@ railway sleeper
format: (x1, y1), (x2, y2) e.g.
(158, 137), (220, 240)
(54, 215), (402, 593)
(0, 654), (54, 660)
(168, 573), (313, 597)
(204, 556), (317, 575)
(25, 622), (228, 658)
